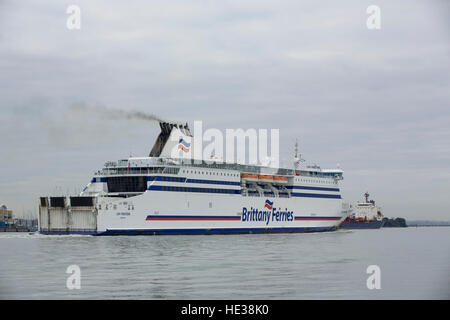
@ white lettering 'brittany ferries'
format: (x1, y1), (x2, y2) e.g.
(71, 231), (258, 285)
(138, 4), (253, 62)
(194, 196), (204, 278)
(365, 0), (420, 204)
(39, 121), (346, 235)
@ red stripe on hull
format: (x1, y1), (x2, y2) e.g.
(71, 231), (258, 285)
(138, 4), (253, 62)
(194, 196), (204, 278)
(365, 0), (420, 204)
(294, 218), (340, 221)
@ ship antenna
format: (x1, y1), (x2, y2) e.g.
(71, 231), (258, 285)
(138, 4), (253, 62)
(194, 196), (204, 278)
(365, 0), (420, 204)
(364, 192), (370, 203)
(294, 139), (304, 169)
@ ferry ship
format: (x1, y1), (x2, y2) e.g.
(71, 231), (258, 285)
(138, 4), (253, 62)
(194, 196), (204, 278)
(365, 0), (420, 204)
(39, 121), (346, 235)
(339, 192), (385, 229)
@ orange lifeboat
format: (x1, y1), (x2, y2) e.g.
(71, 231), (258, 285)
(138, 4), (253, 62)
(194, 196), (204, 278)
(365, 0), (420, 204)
(241, 173), (258, 181)
(273, 176), (288, 182)
(258, 174), (273, 181)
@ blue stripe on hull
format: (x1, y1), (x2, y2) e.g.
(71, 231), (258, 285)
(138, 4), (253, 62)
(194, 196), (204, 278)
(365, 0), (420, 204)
(287, 186), (340, 192)
(148, 185), (241, 194)
(147, 186), (341, 198)
(98, 226), (337, 236)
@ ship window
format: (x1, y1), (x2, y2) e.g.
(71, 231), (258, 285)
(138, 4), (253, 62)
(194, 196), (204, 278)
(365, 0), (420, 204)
(50, 197), (65, 208)
(71, 197), (94, 207)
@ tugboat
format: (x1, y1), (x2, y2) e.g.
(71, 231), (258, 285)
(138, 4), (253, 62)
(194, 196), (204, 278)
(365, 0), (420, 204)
(339, 192), (385, 229)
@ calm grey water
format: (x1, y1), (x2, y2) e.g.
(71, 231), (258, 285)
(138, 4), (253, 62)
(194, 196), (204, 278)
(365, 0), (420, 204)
(0, 227), (449, 299)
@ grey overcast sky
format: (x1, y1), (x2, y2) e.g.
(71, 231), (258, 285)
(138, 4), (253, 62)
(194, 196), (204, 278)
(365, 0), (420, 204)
(0, 0), (449, 220)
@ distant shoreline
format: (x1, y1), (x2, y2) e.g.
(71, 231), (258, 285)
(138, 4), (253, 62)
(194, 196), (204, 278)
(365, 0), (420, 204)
(406, 224), (450, 227)
(406, 220), (450, 227)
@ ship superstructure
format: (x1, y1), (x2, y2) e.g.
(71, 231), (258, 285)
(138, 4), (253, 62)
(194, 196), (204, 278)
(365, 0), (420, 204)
(39, 121), (346, 235)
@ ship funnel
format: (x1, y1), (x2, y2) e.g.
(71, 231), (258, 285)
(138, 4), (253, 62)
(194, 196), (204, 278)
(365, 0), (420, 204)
(149, 121), (192, 157)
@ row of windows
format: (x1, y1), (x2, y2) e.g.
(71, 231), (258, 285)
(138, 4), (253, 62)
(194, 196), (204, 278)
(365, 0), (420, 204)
(186, 179), (240, 186)
(102, 167), (165, 175)
(148, 176), (186, 182)
(150, 186), (240, 194)
(181, 169), (238, 177)
(163, 167), (180, 175)
(295, 178), (336, 185)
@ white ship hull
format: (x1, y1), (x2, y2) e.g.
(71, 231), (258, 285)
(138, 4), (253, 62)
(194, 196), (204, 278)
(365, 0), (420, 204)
(96, 187), (343, 235)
